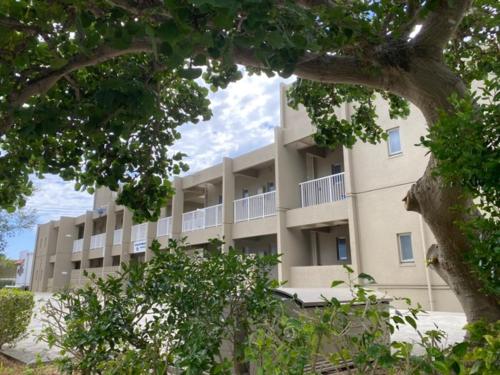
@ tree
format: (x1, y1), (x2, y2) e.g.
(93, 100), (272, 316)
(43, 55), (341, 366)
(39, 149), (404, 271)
(0, 1), (497, 322)
(0, 209), (37, 254)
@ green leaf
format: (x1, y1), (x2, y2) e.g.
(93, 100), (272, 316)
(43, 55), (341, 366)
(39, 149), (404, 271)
(178, 68), (203, 80)
(330, 280), (344, 288)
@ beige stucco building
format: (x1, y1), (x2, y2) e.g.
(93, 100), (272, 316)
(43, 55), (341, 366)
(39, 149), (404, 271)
(30, 85), (462, 312)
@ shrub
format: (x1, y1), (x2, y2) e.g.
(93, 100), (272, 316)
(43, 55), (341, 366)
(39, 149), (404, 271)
(40, 239), (280, 374)
(0, 288), (35, 349)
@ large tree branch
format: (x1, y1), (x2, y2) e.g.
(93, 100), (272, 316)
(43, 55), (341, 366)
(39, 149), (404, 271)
(413, 0), (473, 53)
(234, 47), (389, 90)
(8, 40), (154, 107)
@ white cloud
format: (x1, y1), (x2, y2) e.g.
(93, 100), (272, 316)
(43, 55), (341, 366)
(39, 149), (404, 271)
(26, 175), (93, 224)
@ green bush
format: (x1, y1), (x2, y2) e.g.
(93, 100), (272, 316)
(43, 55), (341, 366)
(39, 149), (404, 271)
(0, 289), (35, 349)
(40, 241), (499, 374)
(40, 239), (280, 374)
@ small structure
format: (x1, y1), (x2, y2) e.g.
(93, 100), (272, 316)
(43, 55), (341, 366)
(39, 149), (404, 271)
(15, 251), (34, 290)
(272, 287), (392, 374)
(274, 287), (392, 307)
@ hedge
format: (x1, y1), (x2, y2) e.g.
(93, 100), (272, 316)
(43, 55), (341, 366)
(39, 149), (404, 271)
(0, 289), (35, 349)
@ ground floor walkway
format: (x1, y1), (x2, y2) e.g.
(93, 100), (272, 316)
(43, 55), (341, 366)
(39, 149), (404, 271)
(0, 293), (467, 364)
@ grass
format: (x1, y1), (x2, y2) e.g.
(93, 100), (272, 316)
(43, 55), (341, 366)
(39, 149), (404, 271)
(0, 353), (60, 375)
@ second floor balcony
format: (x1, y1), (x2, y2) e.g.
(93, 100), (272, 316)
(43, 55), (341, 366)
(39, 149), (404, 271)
(72, 238), (83, 252)
(157, 216), (173, 237)
(182, 204), (223, 232)
(113, 228), (123, 245)
(300, 172), (346, 208)
(90, 233), (106, 250)
(234, 191), (276, 223)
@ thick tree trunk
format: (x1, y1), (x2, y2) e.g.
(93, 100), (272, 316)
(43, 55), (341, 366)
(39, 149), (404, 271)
(398, 57), (500, 323)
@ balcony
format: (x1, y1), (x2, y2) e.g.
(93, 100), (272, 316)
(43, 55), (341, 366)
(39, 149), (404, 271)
(131, 223), (148, 253)
(131, 223), (148, 242)
(157, 216), (172, 237)
(90, 233), (106, 250)
(72, 238), (83, 252)
(300, 172), (346, 207)
(113, 229), (123, 245)
(234, 191), (276, 223)
(182, 204), (223, 232)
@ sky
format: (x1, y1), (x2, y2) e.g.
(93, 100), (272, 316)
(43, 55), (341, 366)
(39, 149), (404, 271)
(4, 71), (294, 259)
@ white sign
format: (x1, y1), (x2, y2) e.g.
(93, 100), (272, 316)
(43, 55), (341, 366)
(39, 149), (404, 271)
(15, 251), (34, 289)
(133, 240), (147, 253)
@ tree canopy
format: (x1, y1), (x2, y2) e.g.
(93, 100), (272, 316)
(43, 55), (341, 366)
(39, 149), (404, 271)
(0, 0), (496, 219)
(0, 1), (498, 320)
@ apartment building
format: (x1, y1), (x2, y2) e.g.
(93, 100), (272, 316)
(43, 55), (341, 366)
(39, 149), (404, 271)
(30, 85), (462, 312)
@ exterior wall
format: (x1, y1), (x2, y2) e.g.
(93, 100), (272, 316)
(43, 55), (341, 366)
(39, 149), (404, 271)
(234, 166), (275, 199)
(29, 87), (462, 313)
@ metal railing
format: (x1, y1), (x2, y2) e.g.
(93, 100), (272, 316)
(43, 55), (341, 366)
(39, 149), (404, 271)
(234, 191), (276, 222)
(90, 233), (106, 250)
(157, 216), (172, 237)
(73, 238), (84, 252)
(182, 204), (223, 232)
(300, 172), (346, 207)
(131, 223), (148, 242)
(113, 229), (123, 245)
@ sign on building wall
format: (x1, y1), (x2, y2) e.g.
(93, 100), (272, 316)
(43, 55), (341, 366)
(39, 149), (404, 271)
(133, 240), (147, 253)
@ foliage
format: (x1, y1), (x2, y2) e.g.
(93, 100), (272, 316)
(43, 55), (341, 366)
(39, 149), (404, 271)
(421, 77), (500, 296)
(40, 239), (280, 374)
(0, 288), (35, 349)
(0, 1), (497, 221)
(246, 266), (500, 374)
(287, 80), (410, 149)
(0, 208), (37, 253)
(0, 254), (16, 278)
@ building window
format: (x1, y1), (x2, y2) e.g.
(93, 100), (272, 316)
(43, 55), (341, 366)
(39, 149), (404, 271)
(331, 164), (343, 175)
(130, 253), (145, 264)
(387, 127), (402, 156)
(336, 238), (348, 261)
(112, 255), (121, 266)
(88, 257), (104, 268)
(263, 182), (275, 193)
(398, 233), (414, 263)
(72, 261), (81, 270)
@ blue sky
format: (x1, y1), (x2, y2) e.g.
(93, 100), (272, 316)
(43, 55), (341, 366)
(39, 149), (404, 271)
(5, 71), (294, 259)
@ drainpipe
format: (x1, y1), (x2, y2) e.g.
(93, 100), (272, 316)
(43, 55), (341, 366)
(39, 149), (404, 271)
(419, 215), (434, 311)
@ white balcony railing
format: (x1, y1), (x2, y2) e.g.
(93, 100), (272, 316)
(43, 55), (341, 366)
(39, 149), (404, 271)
(131, 223), (148, 242)
(157, 216), (172, 237)
(90, 233), (106, 250)
(234, 191), (276, 223)
(72, 238), (83, 253)
(182, 204), (223, 232)
(300, 172), (346, 207)
(113, 229), (123, 245)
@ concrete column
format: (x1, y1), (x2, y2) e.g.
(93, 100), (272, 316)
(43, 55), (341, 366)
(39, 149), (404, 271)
(121, 209), (133, 263)
(52, 217), (75, 291)
(342, 102), (363, 275)
(81, 211), (93, 270)
(103, 203), (116, 267)
(145, 221), (157, 261)
(274, 128), (310, 284)
(222, 157), (235, 252)
(171, 177), (184, 240)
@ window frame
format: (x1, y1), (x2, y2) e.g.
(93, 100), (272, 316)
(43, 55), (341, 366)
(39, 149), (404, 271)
(336, 237), (348, 261)
(397, 233), (414, 263)
(387, 127), (403, 156)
